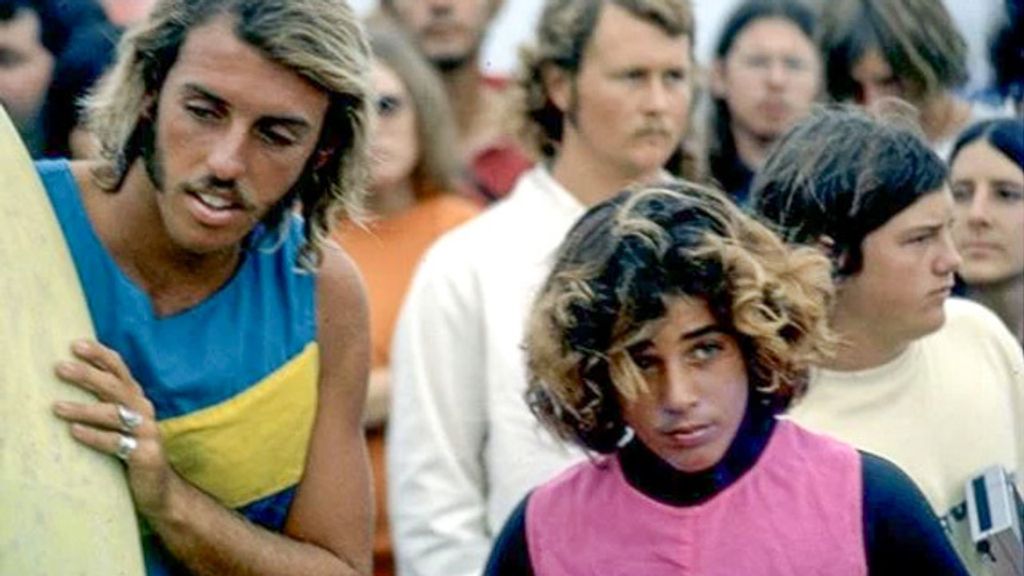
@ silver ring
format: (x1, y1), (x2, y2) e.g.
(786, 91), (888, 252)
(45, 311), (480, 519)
(116, 404), (143, 433)
(115, 434), (138, 462)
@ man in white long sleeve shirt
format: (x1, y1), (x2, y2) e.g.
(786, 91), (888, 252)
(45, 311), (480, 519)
(387, 1), (696, 574)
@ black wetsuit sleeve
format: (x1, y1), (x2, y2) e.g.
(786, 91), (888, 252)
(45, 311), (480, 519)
(484, 495), (535, 576)
(861, 451), (970, 576)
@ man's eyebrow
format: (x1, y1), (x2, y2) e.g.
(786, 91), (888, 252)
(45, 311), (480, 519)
(181, 82), (315, 132)
(182, 83), (225, 105)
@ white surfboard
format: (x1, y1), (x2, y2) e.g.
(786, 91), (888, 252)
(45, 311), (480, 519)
(0, 106), (145, 575)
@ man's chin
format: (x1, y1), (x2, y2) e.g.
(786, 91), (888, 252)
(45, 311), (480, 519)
(427, 51), (475, 73)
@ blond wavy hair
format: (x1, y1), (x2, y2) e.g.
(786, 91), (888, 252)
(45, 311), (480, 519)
(84, 0), (373, 269)
(526, 182), (836, 452)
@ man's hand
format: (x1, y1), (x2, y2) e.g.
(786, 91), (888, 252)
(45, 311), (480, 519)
(52, 339), (172, 518)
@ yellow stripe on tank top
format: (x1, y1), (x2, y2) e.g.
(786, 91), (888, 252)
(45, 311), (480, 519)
(157, 343), (319, 508)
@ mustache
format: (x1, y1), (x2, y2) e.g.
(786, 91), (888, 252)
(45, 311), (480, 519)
(634, 123), (675, 139)
(180, 175), (257, 211)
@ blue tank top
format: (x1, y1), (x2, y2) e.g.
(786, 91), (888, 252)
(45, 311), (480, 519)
(37, 160), (320, 574)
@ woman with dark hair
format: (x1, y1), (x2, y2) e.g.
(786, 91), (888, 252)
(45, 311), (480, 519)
(950, 118), (1024, 345)
(485, 182), (966, 574)
(707, 0), (822, 204)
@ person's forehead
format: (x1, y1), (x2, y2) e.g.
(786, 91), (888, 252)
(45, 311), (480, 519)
(583, 4), (691, 67)
(167, 16), (329, 122)
(0, 7), (45, 52)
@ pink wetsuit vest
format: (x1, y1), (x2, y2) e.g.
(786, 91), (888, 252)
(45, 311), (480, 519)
(526, 420), (867, 576)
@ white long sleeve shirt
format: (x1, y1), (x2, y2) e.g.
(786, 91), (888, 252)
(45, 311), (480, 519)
(387, 167), (587, 576)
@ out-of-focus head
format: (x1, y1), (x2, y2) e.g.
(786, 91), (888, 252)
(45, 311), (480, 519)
(819, 0), (967, 108)
(0, 0), (108, 152)
(380, 0), (502, 73)
(516, 0), (694, 167)
(752, 105), (961, 343)
(707, 0), (821, 187)
(526, 182), (835, 464)
(40, 20), (119, 158)
(367, 23), (460, 197)
(949, 118), (1024, 287)
(989, 0), (1024, 113)
(85, 0), (373, 269)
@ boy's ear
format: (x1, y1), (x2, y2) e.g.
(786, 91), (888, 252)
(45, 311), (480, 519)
(817, 235), (851, 274)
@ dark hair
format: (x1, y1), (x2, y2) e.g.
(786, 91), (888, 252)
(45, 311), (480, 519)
(39, 21), (120, 158)
(950, 118), (1024, 169)
(0, 0), (109, 56)
(989, 0), (1024, 109)
(526, 181), (835, 453)
(708, 0), (818, 199)
(819, 0), (968, 104)
(751, 105), (947, 277)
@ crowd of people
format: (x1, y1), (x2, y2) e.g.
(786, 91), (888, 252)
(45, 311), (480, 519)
(2, 0), (1021, 575)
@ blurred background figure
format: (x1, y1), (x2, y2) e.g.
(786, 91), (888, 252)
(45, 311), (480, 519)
(333, 22), (480, 575)
(0, 0), (113, 156)
(949, 118), (1024, 346)
(39, 17), (119, 158)
(99, 0), (156, 26)
(819, 0), (1010, 157)
(379, 0), (532, 203)
(706, 0), (821, 204)
(986, 0), (1023, 114)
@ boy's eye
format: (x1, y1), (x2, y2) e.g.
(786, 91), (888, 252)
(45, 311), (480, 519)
(688, 341), (724, 363)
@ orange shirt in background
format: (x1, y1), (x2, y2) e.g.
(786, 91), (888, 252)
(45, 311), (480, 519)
(335, 194), (481, 368)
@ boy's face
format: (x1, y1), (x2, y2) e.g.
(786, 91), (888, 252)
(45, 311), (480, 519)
(836, 189), (961, 343)
(622, 297), (749, 474)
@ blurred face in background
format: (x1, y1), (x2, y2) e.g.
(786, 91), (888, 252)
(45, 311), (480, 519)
(713, 17), (821, 149)
(950, 141), (1024, 286)
(549, 3), (692, 181)
(0, 8), (54, 145)
(369, 59), (419, 192)
(850, 48), (905, 107)
(386, 0), (498, 72)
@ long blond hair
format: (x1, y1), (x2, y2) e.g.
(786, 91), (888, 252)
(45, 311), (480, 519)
(85, 0), (373, 269)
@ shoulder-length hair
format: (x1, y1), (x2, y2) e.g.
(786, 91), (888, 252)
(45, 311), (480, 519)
(526, 182), (835, 453)
(85, 0), (373, 269)
(366, 21), (461, 197)
(819, 0), (967, 104)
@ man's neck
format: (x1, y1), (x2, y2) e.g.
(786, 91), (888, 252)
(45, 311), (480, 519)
(442, 58), (505, 158)
(919, 93), (971, 144)
(731, 124), (775, 171)
(80, 161), (244, 315)
(550, 145), (662, 208)
(824, 305), (913, 372)
(967, 276), (1024, 343)
(366, 180), (417, 219)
